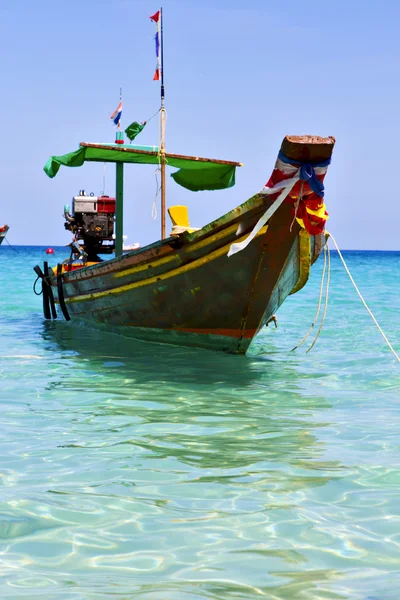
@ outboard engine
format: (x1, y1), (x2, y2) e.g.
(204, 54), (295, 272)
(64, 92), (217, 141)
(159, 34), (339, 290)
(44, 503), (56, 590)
(64, 190), (116, 261)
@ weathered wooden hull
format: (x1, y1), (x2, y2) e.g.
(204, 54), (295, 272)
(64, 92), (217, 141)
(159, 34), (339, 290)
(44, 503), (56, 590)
(39, 135), (334, 355)
(45, 198), (322, 354)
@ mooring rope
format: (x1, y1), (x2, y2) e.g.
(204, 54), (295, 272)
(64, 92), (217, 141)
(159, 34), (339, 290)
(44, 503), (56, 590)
(291, 242), (328, 352)
(327, 231), (400, 363)
(4, 237), (17, 252)
(306, 241), (331, 353)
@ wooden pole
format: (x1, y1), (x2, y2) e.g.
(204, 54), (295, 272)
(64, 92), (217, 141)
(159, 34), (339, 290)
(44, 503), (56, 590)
(160, 7), (166, 240)
(160, 108), (166, 240)
(115, 162), (124, 257)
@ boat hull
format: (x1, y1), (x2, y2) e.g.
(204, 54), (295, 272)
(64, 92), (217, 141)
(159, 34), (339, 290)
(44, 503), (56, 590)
(46, 200), (323, 354)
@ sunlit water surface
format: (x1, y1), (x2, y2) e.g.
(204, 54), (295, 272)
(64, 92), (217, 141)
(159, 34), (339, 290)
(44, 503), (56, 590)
(0, 245), (399, 599)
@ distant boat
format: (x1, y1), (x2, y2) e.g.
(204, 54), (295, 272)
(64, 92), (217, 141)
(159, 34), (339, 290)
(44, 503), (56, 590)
(0, 225), (9, 246)
(123, 236), (140, 253)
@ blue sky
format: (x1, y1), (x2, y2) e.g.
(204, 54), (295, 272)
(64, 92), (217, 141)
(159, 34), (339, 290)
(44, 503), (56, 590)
(1, 0), (399, 249)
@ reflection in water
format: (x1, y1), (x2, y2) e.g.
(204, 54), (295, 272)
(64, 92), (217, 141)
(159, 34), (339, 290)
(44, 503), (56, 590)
(40, 321), (334, 471)
(1, 321), (348, 599)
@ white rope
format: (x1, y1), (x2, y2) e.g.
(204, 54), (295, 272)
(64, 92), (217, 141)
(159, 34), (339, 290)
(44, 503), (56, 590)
(227, 160), (331, 257)
(227, 172), (301, 257)
(160, 106), (167, 151)
(306, 241), (331, 353)
(151, 107), (168, 221)
(328, 231), (400, 363)
(291, 242), (328, 351)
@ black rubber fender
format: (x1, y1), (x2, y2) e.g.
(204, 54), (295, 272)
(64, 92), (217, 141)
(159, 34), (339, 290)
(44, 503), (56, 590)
(56, 263), (71, 321)
(42, 275), (51, 320)
(44, 261), (57, 319)
(34, 264), (51, 320)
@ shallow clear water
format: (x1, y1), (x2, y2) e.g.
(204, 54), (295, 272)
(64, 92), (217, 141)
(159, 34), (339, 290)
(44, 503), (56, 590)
(0, 245), (399, 599)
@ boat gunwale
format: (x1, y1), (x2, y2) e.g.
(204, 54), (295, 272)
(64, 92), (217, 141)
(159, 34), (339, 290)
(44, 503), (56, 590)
(59, 225), (269, 305)
(50, 191), (273, 284)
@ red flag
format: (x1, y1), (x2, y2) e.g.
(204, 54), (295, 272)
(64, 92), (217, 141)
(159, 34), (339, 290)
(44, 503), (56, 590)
(150, 10), (160, 23)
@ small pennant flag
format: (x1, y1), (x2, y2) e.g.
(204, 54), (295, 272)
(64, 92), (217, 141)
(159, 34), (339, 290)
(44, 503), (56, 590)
(110, 100), (122, 125)
(150, 10), (161, 81)
(125, 121), (146, 142)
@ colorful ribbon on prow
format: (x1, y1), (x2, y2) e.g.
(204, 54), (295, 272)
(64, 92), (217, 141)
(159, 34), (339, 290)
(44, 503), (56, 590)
(228, 150), (331, 257)
(264, 152), (330, 235)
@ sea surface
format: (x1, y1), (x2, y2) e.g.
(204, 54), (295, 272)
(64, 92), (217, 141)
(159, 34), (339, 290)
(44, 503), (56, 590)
(0, 244), (399, 600)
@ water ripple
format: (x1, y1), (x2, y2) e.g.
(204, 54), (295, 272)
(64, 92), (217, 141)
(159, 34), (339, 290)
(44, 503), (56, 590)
(0, 248), (400, 598)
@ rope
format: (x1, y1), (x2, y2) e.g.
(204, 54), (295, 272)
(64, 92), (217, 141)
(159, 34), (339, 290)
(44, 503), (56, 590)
(306, 241), (331, 353)
(228, 175), (300, 257)
(151, 107), (168, 221)
(33, 276), (42, 295)
(145, 107), (161, 124)
(290, 241), (328, 351)
(159, 107), (167, 156)
(4, 237), (17, 252)
(327, 231), (400, 363)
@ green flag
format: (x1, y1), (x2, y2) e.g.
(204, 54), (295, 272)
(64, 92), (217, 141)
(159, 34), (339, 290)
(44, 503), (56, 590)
(125, 121), (146, 142)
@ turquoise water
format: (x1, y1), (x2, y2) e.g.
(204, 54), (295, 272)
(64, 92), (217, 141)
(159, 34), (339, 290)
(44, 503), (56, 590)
(0, 245), (399, 600)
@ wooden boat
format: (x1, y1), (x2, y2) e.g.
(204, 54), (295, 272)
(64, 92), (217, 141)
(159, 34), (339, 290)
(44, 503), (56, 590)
(0, 225), (9, 246)
(34, 134), (335, 355)
(33, 9), (335, 355)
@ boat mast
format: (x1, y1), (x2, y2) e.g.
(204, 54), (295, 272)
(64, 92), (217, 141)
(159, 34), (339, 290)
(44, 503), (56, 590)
(113, 88), (124, 257)
(159, 7), (166, 239)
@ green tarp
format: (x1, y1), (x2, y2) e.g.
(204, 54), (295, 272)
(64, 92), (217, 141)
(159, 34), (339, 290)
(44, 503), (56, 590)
(170, 165), (235, 191)
(43, 144), (237, 192)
